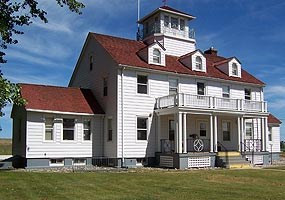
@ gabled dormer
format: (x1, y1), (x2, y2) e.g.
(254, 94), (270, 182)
(179, 50), (206, 72)
(215, 57), (242, 78)
(137, 41), (166, 66)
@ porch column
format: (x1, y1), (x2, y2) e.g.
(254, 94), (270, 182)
(237, 117), (241, 152)
(241, 117), (244, 152)
(157, 115), (161, 152)
(264, 117), (268, 151)
(183, 113), (187, 153)
(214, 115), (218, 152)
(175, 114), (179, 153)
(210, 115), (213, 153)
(178, 112), (183, 154)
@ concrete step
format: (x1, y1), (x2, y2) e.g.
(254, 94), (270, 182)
(0, 161), (13, 170)
(217, 152), (241, 157)
(228, 163), (252, 169)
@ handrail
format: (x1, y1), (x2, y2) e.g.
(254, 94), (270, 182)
(217, 141), (229, 152)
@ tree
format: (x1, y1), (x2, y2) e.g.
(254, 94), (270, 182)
(0, 0), (85, 116)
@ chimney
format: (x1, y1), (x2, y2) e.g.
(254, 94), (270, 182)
(204, 47), (218, 56)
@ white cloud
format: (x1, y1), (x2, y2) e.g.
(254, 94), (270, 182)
(32, 20), (73, 34)
(265, 86), (285, 98)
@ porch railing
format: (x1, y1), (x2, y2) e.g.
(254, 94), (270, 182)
(187, 139), (210, 152)
(156, 93), (267, 113)
(161, 139), (175, 153)
(243, 139), (262, 152)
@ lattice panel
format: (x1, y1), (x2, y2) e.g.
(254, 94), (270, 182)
(160, 156), (174, 168)
(188, 157), (211, 168)
(247, 155), (263, 165)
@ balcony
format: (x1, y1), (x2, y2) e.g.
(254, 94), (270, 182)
(156, 93), (267, 113)
(140, 23), (195, 40)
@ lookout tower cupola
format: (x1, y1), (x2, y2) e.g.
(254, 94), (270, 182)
(137, 6), (196, 57)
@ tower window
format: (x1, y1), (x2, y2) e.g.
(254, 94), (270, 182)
(232, 63), (238, 76)
(153, 49), (161, 64)
(164, 15), (169, 27)
(180, 19), (185, 31)
(195, 56), (203, 70)
(171, 17), (178, 29)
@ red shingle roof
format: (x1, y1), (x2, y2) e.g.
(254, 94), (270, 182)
(20, 84), (104, 115)
(92, 33), (264, 85)
(268, 114), (282, 124)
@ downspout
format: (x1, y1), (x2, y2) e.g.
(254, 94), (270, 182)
(121, 67), (125, 167)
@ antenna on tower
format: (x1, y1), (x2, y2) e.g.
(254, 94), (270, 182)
(136, 0), (142, 41)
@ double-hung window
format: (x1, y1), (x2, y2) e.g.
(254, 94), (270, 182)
(245, 122), (253, 138)
(222, 121), (231, 141)
(245, 88), (251, 100)
(268, 127), (272, 141)
(180, 19), (185, 31)
(169, 78), (178, 95)
(137, 75), (148, 94)
(171, 17), (178, 29)
(137, 117), (148, 140)
(222, 86), (230, 98)
(63, 119), (75, 140)
(45, 118), (54, 141)
(197, 82), (205, 95)
(232, 63), (238, 76)
(164, 15), (169, 27)
(108, 118), (112, 141)
(153, 49), (161, 64)
(83, 120), (91, 141)
(199, 122), (207, 137)
(195, 56), (203, 70)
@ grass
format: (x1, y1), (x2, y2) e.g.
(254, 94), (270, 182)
(0, 139), (12, 155)
(0, 169), (285, 200)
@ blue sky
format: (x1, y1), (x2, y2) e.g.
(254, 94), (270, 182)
(0, 0), (284, 140)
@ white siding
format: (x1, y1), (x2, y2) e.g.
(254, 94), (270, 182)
(69, 35), (118, 158)
(164, 36), (196, 57)
(26, 112), (102, 158)
(267, 126), (281, 153)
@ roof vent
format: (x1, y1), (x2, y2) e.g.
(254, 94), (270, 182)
(204, 47), (218, 56)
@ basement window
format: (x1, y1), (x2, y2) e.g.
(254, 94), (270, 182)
(50, 159), (64, 167)
(73, 158), (86, 166)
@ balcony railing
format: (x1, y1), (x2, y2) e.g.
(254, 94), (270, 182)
(156, 93), (267, 113)
(140, 23), (195, 39)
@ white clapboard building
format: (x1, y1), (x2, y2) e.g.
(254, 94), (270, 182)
(12, 6), (282, 168)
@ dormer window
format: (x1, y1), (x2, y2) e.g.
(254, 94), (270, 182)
(232, 63), (238, 76)
(195, 56), (203, 70)
(180, 19), (185, 31)
(171, 17), (178, 29)
(153, 49), (161, 64)
(164, 15), (169, 27)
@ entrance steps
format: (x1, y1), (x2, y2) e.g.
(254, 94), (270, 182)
(216, 152), (251, 169)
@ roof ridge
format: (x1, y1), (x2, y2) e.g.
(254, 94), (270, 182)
(91, 32), (143, 44)
(20, 83), (80, 90)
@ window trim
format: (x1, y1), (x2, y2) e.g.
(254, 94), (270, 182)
(44, 117), (54, 142)
(137, 74), (149, 95)
(245, 122), (253, 139)
(136, 116), (148, 141)
(197, 82), (206, 96)
(107, 118), (113, 141)
(50, 158), (64, 167)
(62, 118), (75, 141)
(153, 48), (161, 64)
(222, 85), (230, 98)
(195, 56), (203, 71)
(245, 88), (251, 100)
(222, 120), (231, 141)
(197, 120), (208, 138)
(83, 119), (91, 141)
(168, 78), (178, 95)
(231, 63), (238, 76)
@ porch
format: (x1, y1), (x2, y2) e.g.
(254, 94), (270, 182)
(155, 105), (269, 168)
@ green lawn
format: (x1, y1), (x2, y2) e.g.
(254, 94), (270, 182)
(0, 169), (284, 200)
(0, 139), (12, 155)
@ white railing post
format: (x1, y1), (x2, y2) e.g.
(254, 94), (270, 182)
(241, 99), (244, 111)
(212, 97), (216, 109)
